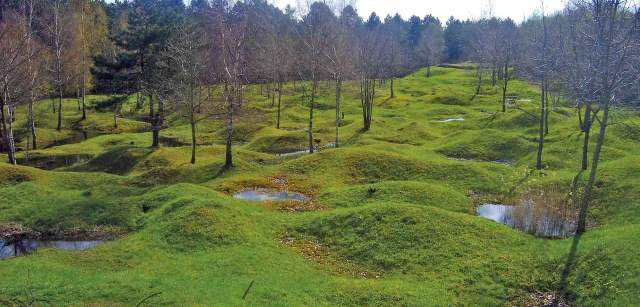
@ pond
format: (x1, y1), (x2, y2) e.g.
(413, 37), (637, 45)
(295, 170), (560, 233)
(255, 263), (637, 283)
(434, 117), (465, 123)
(0, 239), (104, 260)
(477, 202), (576, 238)
(234, 189), (309, 202)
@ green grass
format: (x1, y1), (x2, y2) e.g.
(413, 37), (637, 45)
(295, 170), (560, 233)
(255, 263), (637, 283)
(1, 66), (639, 306)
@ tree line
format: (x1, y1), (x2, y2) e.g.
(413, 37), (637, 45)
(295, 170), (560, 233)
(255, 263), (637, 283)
(1, 0), (639, 234)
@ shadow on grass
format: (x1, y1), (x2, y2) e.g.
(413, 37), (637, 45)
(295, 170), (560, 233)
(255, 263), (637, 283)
(555, 169), (587, 305)
(556, 233), (582, 305)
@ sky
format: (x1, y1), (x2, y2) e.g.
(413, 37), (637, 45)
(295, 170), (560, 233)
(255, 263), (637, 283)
(274, 0), (567, 23)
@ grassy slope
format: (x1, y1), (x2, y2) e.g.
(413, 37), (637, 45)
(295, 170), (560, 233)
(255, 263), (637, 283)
(0, 66), (639, 306)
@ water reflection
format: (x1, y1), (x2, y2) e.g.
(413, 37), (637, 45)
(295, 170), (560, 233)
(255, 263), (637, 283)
(234, 189), (309, 202)
(434, 117), (465, 123)
(0, 240), (103, 260)
(477, 202), (576, 238)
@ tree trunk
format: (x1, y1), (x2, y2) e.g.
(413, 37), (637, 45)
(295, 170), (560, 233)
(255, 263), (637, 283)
(1, 99), (17, 165)
(77, 87), (81, 111)
(0, 109), (4, 153)
(475, 65), (483, 95)
(390, 78), (394, 98)
(581, 102), (592, 171)
(224, 85), (234, 168)
(271, 82), (275, 107)
(576, 105), (610, 234)
(57, 86), (63, 131)
(536, 80), (546, 170)
(276, 81), (282, 129)
(501, 61), (509, 113)
(28, 99), (37, 150)
(361, 78), (375, 131)
(113, 99), (119, 129)
(81, 85), (86, 120)
(308, 79), (317, 154)
(545, 89), (550, 136)
(80, 0), (87, 121)
(149, 94), (154, 121)
(136, 92), (141, 110)
(190, 115), (196, 164)
(267, 83), (271, 100)
(150, 95), (159, 148)
(491, 63), (497, 86)
(335, 77), (342, 148)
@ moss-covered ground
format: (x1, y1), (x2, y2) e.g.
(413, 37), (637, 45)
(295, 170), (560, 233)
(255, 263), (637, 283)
(0, 66), (638, 306)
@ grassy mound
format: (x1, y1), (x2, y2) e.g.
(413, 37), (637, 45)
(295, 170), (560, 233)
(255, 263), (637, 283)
(160, 199), (250, 251)
(0, 163), (37, 184)
(372, 121), (437, 145)
(318, 181), (471, 213)
(283, 147), (508, 194)
(430, 95), (471, 106)
(247, 130), (308, 153)
(294, 204), (532, 272)
(68, 147), (153, 175)
(1, 66), (639, 306)
(437, 129), (535, 162)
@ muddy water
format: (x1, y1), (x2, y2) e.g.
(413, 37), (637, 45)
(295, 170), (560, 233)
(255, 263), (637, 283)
(477, 202), (576, 238)
(234, 190), (309, 202)
(0, 239), (104, 260)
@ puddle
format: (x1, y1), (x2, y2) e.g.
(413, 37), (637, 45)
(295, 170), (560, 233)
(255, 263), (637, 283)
(234, 189), (309, 202)
(434, 117), (465, 123)
(477, 202), (575, 238)
(0, 239), (104, 260)
(447, 157), (512, 166)
(276, 143), (336, 157)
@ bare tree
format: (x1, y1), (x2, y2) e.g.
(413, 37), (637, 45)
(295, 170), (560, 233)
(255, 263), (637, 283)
(519, 4), (553, 170)
(324, 3), (357, 147)
(165, 18), (214, 164)
(47, 0), (74, 132)
(0, 5), (40, 164)
(358, 18), (387, 132)
(571, 0), (639, 233)
(216, 0), (249, 168)
(498, 19), (518, 112)
(416, 21), (444, 78)
(466, 20), (490, 97)
(297, 1), (334, 153)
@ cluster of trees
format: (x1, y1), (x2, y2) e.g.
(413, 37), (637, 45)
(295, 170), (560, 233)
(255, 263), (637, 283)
(1, 0), (638, 233)
(453, 0), (639, 234)
(0, 0), (108, 164)
(1, 0), (449, 168)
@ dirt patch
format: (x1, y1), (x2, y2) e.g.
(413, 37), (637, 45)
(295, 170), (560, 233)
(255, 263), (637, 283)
(0, 223), (40, 241)
(511, 290), (573, 307)
(277, 201), (324, 213)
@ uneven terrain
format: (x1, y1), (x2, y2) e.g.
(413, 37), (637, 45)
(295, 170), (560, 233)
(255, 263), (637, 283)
(1, 66), (638, 306)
